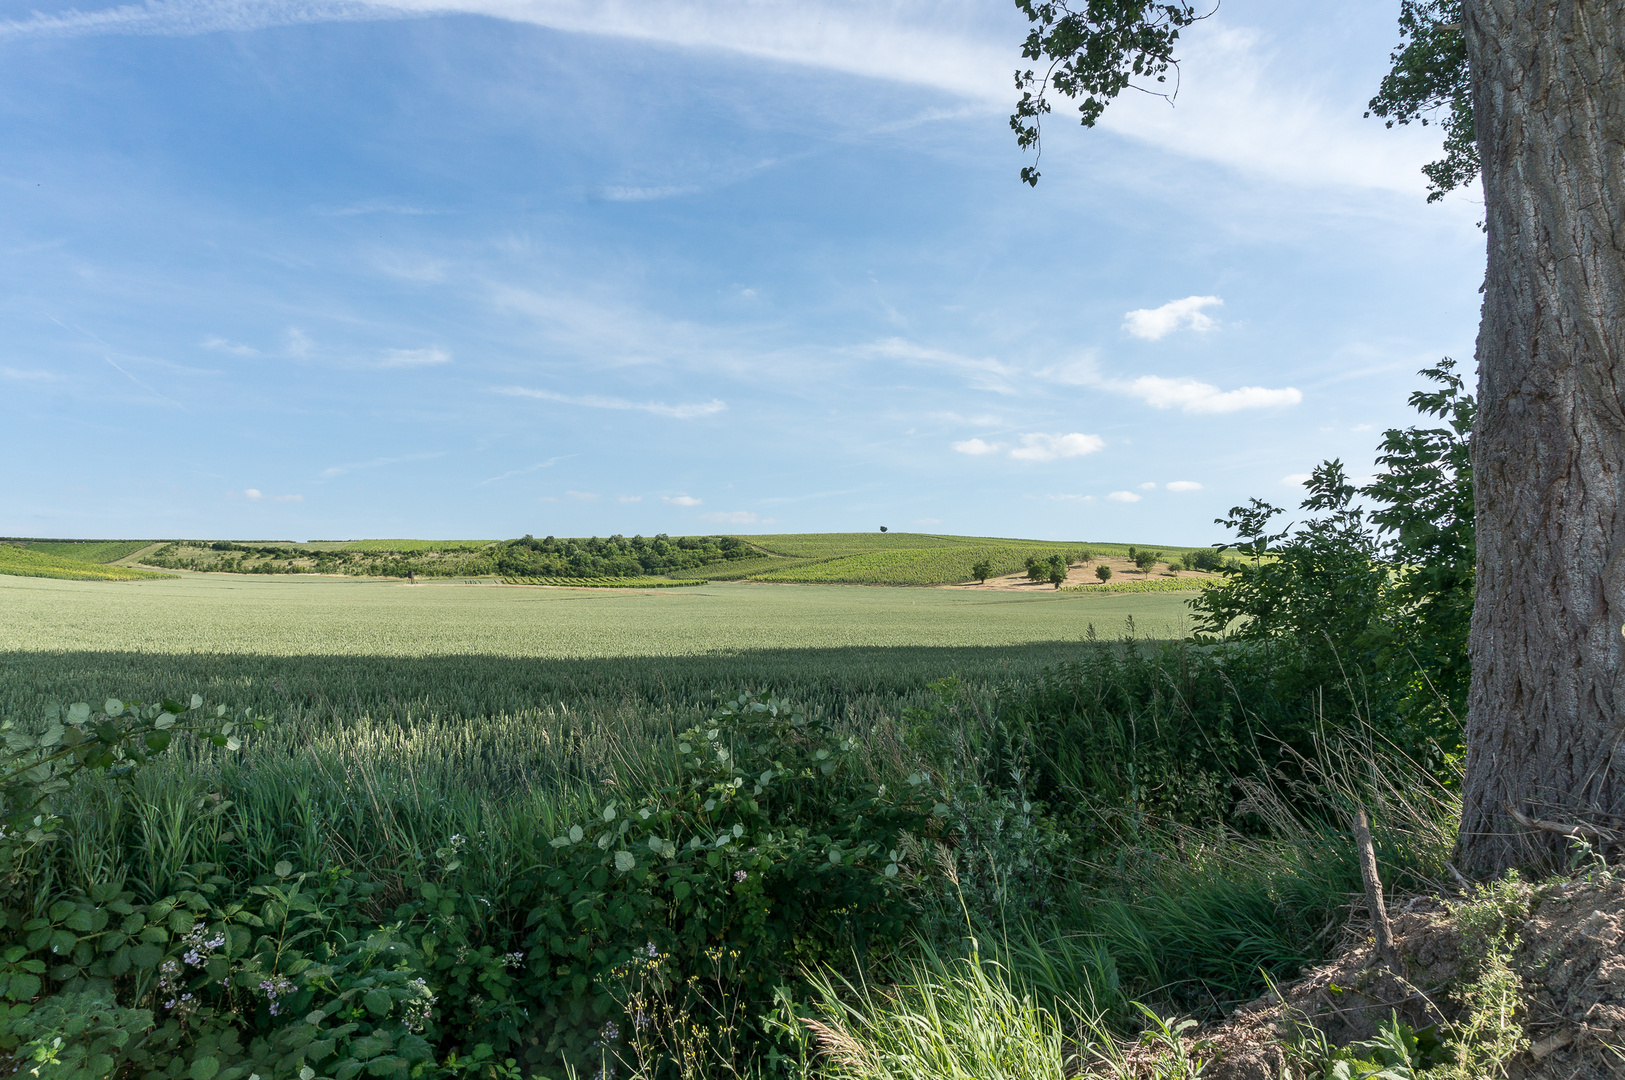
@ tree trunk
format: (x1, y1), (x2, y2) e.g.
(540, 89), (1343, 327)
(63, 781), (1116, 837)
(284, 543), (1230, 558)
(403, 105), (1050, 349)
(1458, 0), (1625, 873)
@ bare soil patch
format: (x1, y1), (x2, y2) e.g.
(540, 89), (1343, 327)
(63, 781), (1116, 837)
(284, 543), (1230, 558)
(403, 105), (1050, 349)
(1189, 874), (1625, 1080)
(950, 557), (1218, 591)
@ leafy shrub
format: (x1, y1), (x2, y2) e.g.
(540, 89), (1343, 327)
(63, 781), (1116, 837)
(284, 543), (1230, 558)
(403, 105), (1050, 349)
(495, 533), (750, 579)
(1189, 361), (1474, 763)
(1180, 549), (1223, 573)
(4, 690), (947, 1079)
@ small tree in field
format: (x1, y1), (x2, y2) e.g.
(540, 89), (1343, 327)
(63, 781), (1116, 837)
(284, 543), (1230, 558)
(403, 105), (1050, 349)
(1095, 564), (1112, 583)
(1024, 555), (1047, 583)
(1134, 550), (1161, 575)
(1046, 554), (1067, 588)
(970, 559), (993, 584)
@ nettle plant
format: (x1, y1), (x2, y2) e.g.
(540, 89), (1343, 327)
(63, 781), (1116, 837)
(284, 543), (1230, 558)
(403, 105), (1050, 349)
(515, 693), (940, 1077)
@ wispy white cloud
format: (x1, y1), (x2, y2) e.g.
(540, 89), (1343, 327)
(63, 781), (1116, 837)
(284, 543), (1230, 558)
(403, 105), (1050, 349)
(1045, 493), (1095, 502)
(1, 366), (62, 381)
(1166, 480), (1203, 492)
(0, 0), (387, 40)
(201, 335), (260, 357)
(662, 494), (702, 506)
(930, 410), (1004, 427)
(1106, 490), (1141, 503)
(378, 346), (450, 368)
(1117, 376), (1302, 414)
(496, 385), (726, 419)
(243, 488), (262, 500)
(1033, 355), (1300, 415)
(599, 184), (702, 202)
(1033, 354), (1100, 386)
(955, 432), (1104, 462)
(317, 199), (433, 216)
(859, 338), (1019, 395)
(477, 456), (568, 485)
(1281, 473), (1312, 487)
(489, 283), (757, 373)
(1138, 481), (1157, 490)
(0, 4), (1444, 195)
(372, 253), (449, 282)
(703, 510), (759, 524)
(319, 450), (446, 478)
(1009, 432), (1104, 462)
(1123, 296), (1222, 341)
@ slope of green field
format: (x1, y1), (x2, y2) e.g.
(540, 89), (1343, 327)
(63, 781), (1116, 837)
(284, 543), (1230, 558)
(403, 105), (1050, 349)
(665, 554), (818, 580)
(339, 539), (497, 552)
(737, 533), (1205, 586)
(0, 545), (172, 581)
(20, 540), (154, 563)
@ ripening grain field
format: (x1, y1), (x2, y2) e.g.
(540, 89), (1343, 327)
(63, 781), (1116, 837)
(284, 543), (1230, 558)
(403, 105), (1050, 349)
(0, 571), (1196, 797)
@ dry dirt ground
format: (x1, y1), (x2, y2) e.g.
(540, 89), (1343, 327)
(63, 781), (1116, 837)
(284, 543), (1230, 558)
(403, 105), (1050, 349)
(949, 557), (1220, 591)
(1161, 874), (1625, 1080)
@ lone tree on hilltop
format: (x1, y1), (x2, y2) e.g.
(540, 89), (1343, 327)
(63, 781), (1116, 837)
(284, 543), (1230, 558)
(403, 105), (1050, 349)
(1010, 0), (1625, 873)
(1095, 563), (1112, 583)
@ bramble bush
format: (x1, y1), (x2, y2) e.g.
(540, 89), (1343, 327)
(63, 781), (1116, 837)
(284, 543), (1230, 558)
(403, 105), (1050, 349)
(2, 691), (950, 1079)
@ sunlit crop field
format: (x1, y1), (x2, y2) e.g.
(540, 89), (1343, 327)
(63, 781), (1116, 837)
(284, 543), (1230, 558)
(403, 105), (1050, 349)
(0, 571), (1195, 659)
(1, 572), (1197, 782)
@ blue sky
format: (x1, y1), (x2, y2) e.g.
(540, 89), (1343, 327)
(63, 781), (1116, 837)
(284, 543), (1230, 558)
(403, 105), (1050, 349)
(0, 0), (1485, 545)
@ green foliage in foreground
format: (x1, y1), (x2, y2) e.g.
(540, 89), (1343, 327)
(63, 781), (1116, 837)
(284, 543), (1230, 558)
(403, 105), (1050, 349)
(1191, 361), (1475, 763)
(3, 692), (944, 1078)
(0, 546), (171, 582)
(1, 622), (1463, 1080)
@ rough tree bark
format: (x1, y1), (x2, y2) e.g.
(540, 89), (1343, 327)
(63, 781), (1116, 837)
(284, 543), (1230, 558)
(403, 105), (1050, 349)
(1458, 0), (1625, 873)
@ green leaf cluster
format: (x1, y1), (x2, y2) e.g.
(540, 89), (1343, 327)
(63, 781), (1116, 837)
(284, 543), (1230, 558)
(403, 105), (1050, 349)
(1188, 361), (1474, 762)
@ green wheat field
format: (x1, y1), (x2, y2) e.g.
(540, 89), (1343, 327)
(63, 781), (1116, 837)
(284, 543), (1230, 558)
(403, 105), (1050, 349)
(1, 571), (1195, 793)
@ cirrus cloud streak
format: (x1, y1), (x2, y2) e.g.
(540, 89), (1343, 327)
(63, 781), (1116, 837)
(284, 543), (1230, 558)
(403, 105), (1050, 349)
(497, 385), (726, 419)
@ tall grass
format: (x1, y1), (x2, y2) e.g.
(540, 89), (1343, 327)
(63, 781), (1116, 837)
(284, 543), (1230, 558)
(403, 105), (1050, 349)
(800, 945), (1090, 1080)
